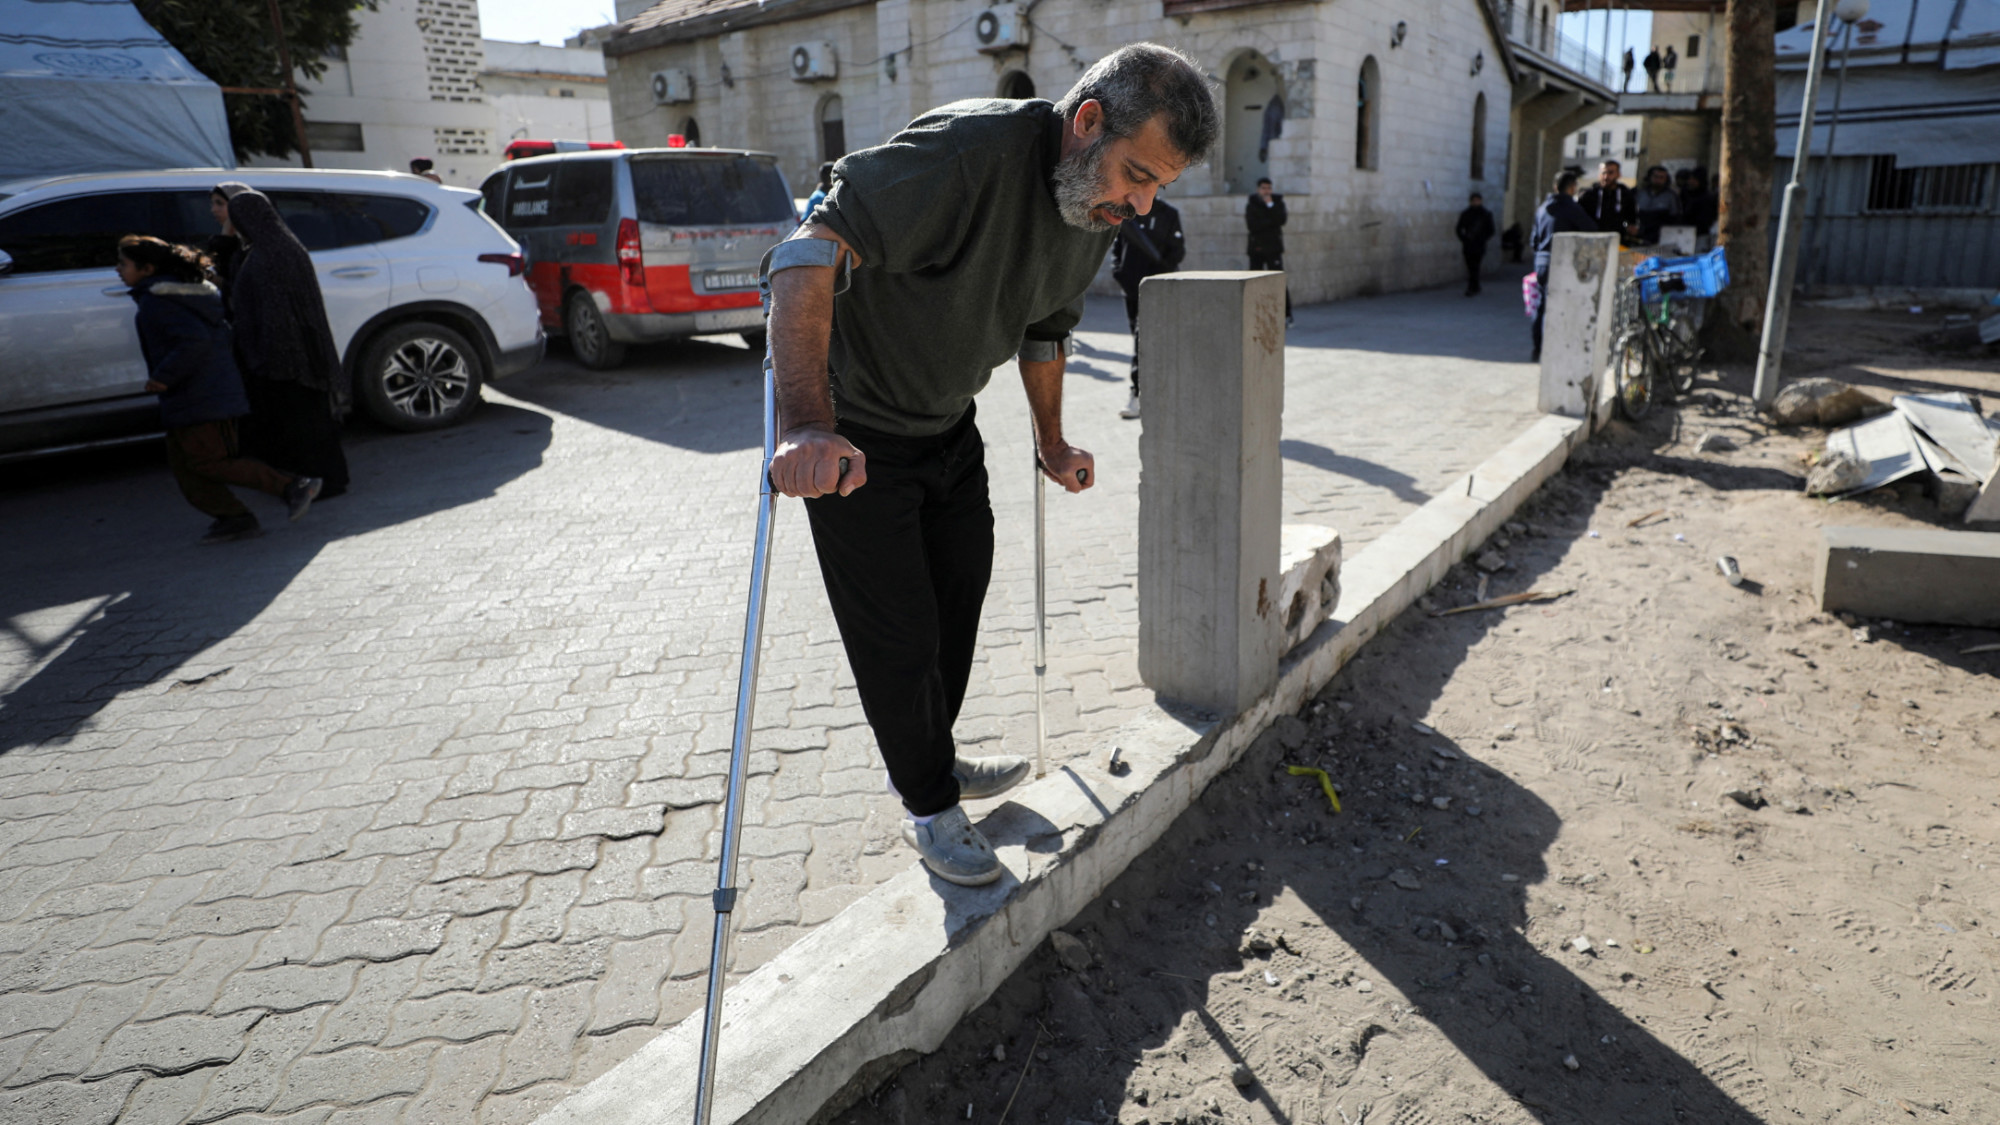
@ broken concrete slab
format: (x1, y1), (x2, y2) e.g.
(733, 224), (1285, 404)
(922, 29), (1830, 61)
(1278, 524), (1341, 653)
(1816, 526), (2000, 626)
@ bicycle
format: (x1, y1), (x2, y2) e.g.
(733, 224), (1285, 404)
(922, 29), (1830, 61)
(1611, 268), (1706, 422)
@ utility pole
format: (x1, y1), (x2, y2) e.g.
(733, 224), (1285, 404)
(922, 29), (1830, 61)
(1803, 5), (1865, 294)
(1752, 0), (1836, 407)
(1716, 0), (1776, 333)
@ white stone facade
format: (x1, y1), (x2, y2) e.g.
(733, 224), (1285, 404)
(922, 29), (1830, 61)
(602, 0), (1518, 303)
(250, 0), (610, 188)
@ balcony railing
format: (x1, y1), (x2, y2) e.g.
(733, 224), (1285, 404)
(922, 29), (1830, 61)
(1495, 0), (1616, 91)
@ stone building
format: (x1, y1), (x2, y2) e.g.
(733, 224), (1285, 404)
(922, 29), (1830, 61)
(598, 0), (1527, 302)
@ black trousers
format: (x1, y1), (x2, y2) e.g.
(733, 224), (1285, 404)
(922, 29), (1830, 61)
(1531, 268), (1549, 359)
(1120, 279), (1142, 394)
(245, 378), (350, 495)
(164, 418), (291, 519)
(1462, 244), (1485, 293)
(1248, 252), (1293, 319)
(804, 405), (993, 817)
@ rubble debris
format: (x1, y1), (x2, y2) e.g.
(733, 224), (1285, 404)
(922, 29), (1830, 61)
(1049, 930), (1093, 972)
(1769, 377), (1888, 427)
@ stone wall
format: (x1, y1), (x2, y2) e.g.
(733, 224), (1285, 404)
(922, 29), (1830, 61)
(605, 0), (1517, 303)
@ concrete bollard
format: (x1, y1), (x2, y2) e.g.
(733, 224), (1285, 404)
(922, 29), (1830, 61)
(1537, 231), (1621, 424)
(1136, 271), (1287, 715)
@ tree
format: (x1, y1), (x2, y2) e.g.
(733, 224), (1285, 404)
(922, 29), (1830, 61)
(134, 0), (379, 161)
(1717, 0), (1776, 331)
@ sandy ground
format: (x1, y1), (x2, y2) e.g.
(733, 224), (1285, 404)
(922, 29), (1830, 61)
(827, 306), (2000, 1125)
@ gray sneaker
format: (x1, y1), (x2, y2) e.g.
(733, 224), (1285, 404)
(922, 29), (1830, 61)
(952, 754), (1031, 801)
(903, 805), (1003, 886)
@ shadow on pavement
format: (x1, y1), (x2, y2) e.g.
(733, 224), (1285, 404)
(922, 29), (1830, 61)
(0, 402), (552, 756)
(498, 336), (764, 453)
(1281, 439), (1431, 505)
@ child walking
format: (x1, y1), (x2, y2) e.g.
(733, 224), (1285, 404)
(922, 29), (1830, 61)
(116, 235), (321, 543)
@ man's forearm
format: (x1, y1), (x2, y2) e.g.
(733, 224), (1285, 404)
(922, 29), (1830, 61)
(768, 224), (859, 435)
(1019, 354), (1066, 452)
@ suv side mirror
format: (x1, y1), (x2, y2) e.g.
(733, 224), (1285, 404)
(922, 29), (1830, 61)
(0, 249), (13, 276)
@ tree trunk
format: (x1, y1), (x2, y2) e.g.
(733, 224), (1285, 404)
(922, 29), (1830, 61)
(1718, 0), (1777, 330)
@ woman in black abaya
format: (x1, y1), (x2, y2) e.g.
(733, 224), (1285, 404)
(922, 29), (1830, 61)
(216, 183), (351, 498)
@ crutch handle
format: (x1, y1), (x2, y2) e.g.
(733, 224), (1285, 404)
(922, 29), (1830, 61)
(1075, 467), (1090, 487)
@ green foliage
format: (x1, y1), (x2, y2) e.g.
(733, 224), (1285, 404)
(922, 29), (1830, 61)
(134, 0), (379, 161)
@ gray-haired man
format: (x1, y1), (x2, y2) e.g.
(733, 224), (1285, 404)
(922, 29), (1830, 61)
(762, 44), (1219, 886)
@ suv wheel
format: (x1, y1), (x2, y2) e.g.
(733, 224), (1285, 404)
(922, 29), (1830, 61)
(565, 289), (627, 370)
(358, 320), (484, 432)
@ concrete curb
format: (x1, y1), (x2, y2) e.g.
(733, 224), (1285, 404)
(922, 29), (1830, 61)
(531, 413), (1587, 1125)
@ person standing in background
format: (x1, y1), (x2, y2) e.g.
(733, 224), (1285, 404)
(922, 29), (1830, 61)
(1661, 45), (1679, 92)
(1632, 165), (1682, 244)
(217, 183), (352, 499)
(1643, 47), (1662, 93)
(804, 162), (834, 219)
(1577, 160), (1637, 238)
(1110, 190), (1184, 419)
(1530, 170), (1593, 362)
(1245, 177), (1292, 326)
(1622, 47), (1635, 93)
(409, 158), (443, 184)
(1454, 192), (1495, 296)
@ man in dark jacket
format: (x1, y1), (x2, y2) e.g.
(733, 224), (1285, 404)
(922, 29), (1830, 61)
(1643, 47), (1662, 92)
(116, 236), (317, 542)
(1530, 170), (1594, 361)
(1245, 177), (1292, 324)
(1454, 192), (1496, 296)
(1577, 160), (1636, 238)
(1111, 191), (1184, 418)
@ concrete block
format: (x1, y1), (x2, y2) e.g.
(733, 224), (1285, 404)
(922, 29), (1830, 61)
(1817, 526), (2000, 626)
(1136, 271), (1288, 715)
(1278, 524), (1341, 653)
(1537, 232), (1620, 423)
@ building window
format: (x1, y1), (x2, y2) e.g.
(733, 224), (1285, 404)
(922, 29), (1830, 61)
(1866, 156), (1993, 212)
(303, 120), (365, 152)
(998, 70), (1034, 99)
(1599, 130), (1612, 157)
(1574, 130), (1588, 159)
(558, 88), (575, 98)
(1687, 35), (1700, 58)
(1356, 55), (1379, 171)
(1225, 50), (1283, 190)
(818, 94), (845, 164)
(1469, 91), (1487, 180)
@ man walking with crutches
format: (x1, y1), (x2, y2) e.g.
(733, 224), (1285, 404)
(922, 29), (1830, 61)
(762, 44), (1219, 887)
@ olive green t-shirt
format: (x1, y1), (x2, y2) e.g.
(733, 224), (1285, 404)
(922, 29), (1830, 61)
(813, 98), (1115, 437)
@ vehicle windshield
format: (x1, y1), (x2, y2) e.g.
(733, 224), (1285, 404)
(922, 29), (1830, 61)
(631, 156), (793, 226)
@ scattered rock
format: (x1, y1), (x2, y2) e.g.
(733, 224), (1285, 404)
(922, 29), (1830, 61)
(1465, 806), (1483, 817)
(1724, 788), (1769, 810)
(1430, 796), (1451, 810)
(1563, 1053), (1581, 1072)
(1504, 520), (1528, 536)
(1437, 920), (1460, 942)
(1050, 930), (1093, 972)
(1695, 431), (1738, 453)
(1806, 449), (1871, 495)
(1262, 970), (1279, 987)
(1240, 929), (1276, 957)
(1768, 377), (1887, 427)
(1230, 1063), (1255, 1088)
(1389, 868), (1422, 891)
(1412, 721), (1435, 735)
(992, 1043), (1006, 1063)
(1570, 935), (1595, 955)
(1272, 714), (1309, 752)
(1475, 550), (1507, 573)
(1354, 979), (1374, 993)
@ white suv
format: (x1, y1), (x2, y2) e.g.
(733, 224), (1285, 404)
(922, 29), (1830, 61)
(0, 168), (544, 457)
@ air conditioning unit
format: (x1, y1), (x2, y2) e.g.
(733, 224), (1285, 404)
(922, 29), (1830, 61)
(789, 42), (837, 81)
(650, 68), (694, 105)
(975, 5), (1029, 53)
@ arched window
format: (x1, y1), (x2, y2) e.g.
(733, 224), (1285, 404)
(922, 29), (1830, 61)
(1223, 50), (1282, 194)
(818, 95), (845, 163)
(998, 70), (1035, 99)
(1469, 92), (1487, 180)
(681, 117), (701, 147)
(1356, 56), (1380, 171)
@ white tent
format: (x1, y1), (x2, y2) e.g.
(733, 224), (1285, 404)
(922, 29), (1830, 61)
(0, 0), (235, 185)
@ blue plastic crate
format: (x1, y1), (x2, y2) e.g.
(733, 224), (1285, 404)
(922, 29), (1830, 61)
(1635, 246), (1729, 302)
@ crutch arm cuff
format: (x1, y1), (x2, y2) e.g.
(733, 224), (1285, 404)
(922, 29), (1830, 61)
(760, 237), (851, 296)
(1018, 336), (1065, 363)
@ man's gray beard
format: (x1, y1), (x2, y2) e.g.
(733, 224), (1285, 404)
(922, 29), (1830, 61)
(1053, 135), (1135, 232)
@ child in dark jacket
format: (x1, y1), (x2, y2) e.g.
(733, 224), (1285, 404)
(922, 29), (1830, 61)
(116, 235), (320, 543)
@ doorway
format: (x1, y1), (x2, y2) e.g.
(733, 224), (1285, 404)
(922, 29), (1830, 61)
(818, 95), (845, 163)
(998, 70), (1035, 99)
(1223, 50), (1281, 195)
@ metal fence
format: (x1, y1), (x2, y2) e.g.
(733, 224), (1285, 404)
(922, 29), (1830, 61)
(1788, 156), (2000, 289)
(1494, 0), (1616, 90)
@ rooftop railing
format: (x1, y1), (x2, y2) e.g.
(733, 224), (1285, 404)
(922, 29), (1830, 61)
(1495, 0), (1617, 91)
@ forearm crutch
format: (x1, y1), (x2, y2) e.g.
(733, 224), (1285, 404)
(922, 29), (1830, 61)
(694, 239), (847, 1125)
